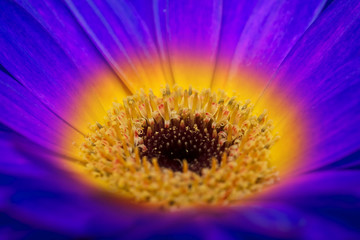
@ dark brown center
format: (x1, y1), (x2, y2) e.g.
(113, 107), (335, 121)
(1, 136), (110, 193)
(138, 115), (229, 175)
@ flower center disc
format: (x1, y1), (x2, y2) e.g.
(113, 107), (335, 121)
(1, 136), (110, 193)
(80, 86), (279, 210)
(139, 113), (228, 175)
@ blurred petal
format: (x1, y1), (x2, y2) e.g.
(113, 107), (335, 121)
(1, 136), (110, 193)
(0, 213), (68, 240)
(98, 171), (360, 239)
(209, 204), (359, 239)
(257, 0), (360, 172)
(204, 170), (360, 239)
(318, 150), (360, 170)
(0, 131), (46, 176)
(0, 134), (163, 238)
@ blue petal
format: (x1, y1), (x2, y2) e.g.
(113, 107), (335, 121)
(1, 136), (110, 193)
(316, 149), (360, 171)
(258, 0), (360, 171)
(0, 213), (69, 240)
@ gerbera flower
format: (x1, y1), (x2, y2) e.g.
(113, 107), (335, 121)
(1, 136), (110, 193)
(1, 0), (359, 239)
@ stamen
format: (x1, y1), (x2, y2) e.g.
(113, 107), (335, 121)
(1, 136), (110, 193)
(80, 87), (279, 210)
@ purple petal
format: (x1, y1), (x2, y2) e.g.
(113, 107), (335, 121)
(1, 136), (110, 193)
(212, 0), (326, 90)
(14, 0), (131, 100)
(257, 0), (360, 171)
(0, 1), (359, 239)
(0, 1), (125, 133)
(0, 70), (82, 156)
(0, 131), (46, 177)
(153, 0), (223, 88)
(64, 0), (170, 91)
(139, 0), (325, 89)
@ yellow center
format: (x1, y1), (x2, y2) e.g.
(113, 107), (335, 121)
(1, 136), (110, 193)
(79, 86), (279, 210)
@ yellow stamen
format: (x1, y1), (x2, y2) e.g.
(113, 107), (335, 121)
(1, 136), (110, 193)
(79, 86), (279, 210)
(191, 91), (199, 113)
(183, 160), (188, 173)
(221, 152), (227, 168)
(152, 158), (161, 173)
(210, 157), (218, 175)
(163, 101), (171, 128)
(134, 147), (141, 166)
(142, 156), (149, 174)
(183, 90), (189, 108)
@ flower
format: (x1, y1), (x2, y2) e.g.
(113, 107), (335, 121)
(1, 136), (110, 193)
(0, 0), (360, 239)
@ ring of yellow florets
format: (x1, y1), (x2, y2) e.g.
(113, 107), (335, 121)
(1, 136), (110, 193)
(80, 86), (279, 210)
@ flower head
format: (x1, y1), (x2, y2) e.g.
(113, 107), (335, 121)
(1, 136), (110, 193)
(80, 87), (279, 209)
(0, 0), (360, 239)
